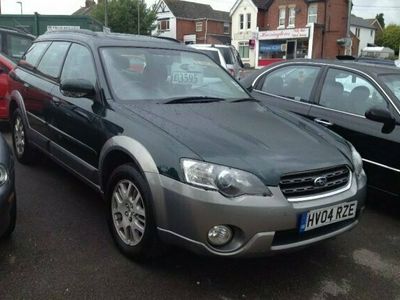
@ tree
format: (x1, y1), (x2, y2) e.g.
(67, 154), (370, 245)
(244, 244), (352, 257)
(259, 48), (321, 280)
(375, 13), (385, 29)
(378, 24), (400, 56)
(91, 0), (157, 35)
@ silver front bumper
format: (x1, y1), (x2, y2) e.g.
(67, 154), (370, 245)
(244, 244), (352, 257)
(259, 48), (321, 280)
(146, 172), (367, 257)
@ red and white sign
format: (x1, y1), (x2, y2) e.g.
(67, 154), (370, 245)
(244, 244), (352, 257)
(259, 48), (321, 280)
(258, 28), (309, 40)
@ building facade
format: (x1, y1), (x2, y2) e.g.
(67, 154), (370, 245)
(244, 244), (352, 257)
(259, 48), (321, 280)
(350, 15), (381, 56)
(231, 0), (355, 68)
(153, 0), (231, 44)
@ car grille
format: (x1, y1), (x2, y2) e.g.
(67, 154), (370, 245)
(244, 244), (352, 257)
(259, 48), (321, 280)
(279, 165), (351, 200)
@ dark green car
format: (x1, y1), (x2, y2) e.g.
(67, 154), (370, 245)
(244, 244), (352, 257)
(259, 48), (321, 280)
(8, 30), (366, 259)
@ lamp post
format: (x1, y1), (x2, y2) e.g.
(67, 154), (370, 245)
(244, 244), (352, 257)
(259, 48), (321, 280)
(16, 1), (22, 14)
(104, 0), (108, 27)
(137, 0), (140, 35)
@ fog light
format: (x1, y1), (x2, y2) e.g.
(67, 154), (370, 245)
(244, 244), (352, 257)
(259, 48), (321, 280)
(207, 225), (233, 247)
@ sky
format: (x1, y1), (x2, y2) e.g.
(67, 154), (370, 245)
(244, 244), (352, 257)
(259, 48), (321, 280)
(0, 0), (399, 25)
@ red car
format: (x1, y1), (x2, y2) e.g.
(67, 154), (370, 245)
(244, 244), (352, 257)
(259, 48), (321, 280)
(0, 53), (16, 120)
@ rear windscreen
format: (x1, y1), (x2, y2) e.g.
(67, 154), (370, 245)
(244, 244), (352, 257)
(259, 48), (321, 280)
(218, 47), (234, 64)
(201, 50), (221, 64)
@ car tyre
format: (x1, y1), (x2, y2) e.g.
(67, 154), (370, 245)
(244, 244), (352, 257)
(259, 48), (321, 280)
(106, 163), (161, 260)
(11, 109), (35, 164)
(0, 196), (16, 239)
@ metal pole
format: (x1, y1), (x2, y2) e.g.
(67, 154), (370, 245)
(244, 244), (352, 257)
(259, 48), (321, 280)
(346, 0), (352, 55)
(16, 1), (23, 14)
(105, 0), (108, 27)
(137, 0), (140, 35)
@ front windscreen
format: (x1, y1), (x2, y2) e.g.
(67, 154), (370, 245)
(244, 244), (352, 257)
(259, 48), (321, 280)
(100, 47), (248, 102)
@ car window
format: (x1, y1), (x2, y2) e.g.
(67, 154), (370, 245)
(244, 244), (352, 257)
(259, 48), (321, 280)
(61, 43), (96, 86)
(5, 34), (33, 62)
(21, 42), (51, 69)
(320, 68), (388, 116)
(380, 74), (400, 103)
(260, 65), (320, 102)
(100, 47), (248, 102)
(36, 42), (70, 78)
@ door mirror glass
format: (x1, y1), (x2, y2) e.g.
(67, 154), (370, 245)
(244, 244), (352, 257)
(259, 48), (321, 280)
(365, 107), (396, 134)
(60, 79), (95, 98)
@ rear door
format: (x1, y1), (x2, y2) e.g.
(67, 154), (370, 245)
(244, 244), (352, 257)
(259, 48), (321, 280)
(309, 67), (400, 195)
(251, 64), (323, 116)
(21, 42), (70, 148)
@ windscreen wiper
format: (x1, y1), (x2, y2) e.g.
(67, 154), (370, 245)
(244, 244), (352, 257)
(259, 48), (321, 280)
(163, 96), (226, 104)
(230, 98), (260, 103)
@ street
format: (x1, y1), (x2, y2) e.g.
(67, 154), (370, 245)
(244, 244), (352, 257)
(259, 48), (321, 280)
(0, 129), (399, 300)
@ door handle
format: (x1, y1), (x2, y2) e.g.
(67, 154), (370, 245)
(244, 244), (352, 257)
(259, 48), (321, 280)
(314, 118), (333, 127)
(52, 97), (62, 104)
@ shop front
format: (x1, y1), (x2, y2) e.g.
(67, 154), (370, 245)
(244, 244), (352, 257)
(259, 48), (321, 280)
(257, 27), (310, 67)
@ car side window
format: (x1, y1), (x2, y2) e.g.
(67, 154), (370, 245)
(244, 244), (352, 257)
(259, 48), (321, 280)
(6, 34), (33, 62)
(61, 43), (96, 86)
(260, 65), (321, 102)
(319, 68), (388, 116)
(21, 42), (51, 69)
(37, 42), (70, 79)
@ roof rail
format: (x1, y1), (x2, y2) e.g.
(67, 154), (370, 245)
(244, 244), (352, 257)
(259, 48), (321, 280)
(44, 28), (98, 36)
(153, 36), (181, 43)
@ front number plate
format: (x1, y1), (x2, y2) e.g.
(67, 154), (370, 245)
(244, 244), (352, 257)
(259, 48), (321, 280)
(299, 201), (357, 233)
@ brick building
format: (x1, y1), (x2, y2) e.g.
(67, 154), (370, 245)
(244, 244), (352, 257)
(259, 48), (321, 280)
(152, 0), (231, 44)
(230, 0), (357, 67)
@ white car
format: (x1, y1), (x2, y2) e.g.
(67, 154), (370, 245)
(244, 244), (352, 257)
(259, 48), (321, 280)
(188, 45), (227, 70)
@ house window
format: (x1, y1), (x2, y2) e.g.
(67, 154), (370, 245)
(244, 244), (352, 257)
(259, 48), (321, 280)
(247, 13), (251, 29)
(356, 28), (360, 38)
(279, 7), (286, 28)
(224, 22), (230, 34)
(158, 19), (170, 31)
(239, 42), (249, 59)
(239, 14), (244, 30)
(308, 4), (318, 24)
(370, 29), (373, 36)
(288, 7), (296, 27)
(196, 22), (203, 32)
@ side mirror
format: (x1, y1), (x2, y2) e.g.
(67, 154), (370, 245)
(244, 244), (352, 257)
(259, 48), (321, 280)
(365, 107), (396, 134)
(60, 79), (95, 98)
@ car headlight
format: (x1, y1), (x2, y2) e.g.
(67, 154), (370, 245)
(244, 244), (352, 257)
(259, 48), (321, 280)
(181, 159), (271, 197)
(350, 144), (363, 176)
(0, 164), (8, 185)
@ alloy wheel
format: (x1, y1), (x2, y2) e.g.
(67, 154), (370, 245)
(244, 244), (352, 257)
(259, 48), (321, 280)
(14, 116), (25, 156)
(111, 179), (146, 246)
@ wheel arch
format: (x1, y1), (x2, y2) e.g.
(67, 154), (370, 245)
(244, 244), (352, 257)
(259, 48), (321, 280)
(9, 90), (28, 122)
(99, 136), (159, 193)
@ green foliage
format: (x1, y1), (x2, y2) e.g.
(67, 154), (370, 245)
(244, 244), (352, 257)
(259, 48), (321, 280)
(91, 0), (157, 35)
(379, 24), (400, 55)
(375, 13), (385, 29)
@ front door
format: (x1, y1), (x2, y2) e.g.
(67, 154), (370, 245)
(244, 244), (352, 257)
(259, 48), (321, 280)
(48, 43), (105, 184)
(309, 67), (400, 195)
(286, 40), (296, 59)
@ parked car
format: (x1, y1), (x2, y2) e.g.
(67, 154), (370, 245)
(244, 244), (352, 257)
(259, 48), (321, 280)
(355, 57), (400, 68)
(193, 44), (244, 79)
(0, 134), (16, 239)
(9, 31), (366, 259)
(0, 27), (34, 62)
(188, 45), (227, 70)
(0, 52), (16, 120)
(241, 60), (400, 198)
